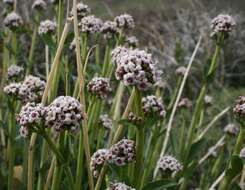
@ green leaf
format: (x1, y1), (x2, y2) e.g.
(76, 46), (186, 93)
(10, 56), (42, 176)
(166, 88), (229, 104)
(226, 155), (243, 179)
(142, 179), (178, 190)
(187, 138), (205, 161)
(182, 161), (198, 178)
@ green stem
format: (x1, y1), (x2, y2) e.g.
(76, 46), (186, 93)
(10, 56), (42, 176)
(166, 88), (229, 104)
(7, 105), (16, 190)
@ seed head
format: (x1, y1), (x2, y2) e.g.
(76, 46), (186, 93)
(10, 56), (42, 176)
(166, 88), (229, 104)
(38, 20), (57, 36)
(211, 14), (236, 39)
(99, 114), (113, 130)
(175, 66), (187, 76)
(113, 48), (158, 90)
(45, 96), (84, 132)
(18, 75), (46, 103)
(107, 182), (135, 190)
(4, 12), (23, 30)
(90, 149), (109, 178)
(7, 65), (24, 81)
(142, 95), (166, 118)
(79, 15), (103, 34)
(240, 147), (245, 159)
(157, 155), (183, 174)
(107, 139), (135, 166)
(224, 123), (239, 136)
(101, 21), (119, 39)
(204, 95), (213, 105)
(32, 0), (47, 11)
(87, 77), (111, 99)
(114, 14), (134, 29)
(178, 98), (192, 109)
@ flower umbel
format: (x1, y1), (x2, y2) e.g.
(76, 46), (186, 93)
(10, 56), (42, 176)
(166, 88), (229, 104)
(45, 96), (84, 132)
(87, 77), (111, 99)
(4, 12), (23, 30)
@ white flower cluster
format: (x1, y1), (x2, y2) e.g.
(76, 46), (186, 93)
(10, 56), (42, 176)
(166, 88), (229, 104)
(111, 46), (129, 63)
(90, 149), (109, 178)
(16, 103), (46, 137)
(7, 65), (24, 81)
(87, 77), (111, 99)
(4, 75), (45, 103)
(157, 155), (183, 173)
(79, 15), (103, 34)
(224, 123), (239, 136)
(125, 36), (138, 47)
(32, 0), (47, 10)
(101, 21), (119, 39)
(113, 47), (158, 90)
(3, 82), (21, 97)
(18, 75), (46, 103)
(204, 95), (213, 105)
(4, 12), (23, 30)
(107, 139), (135, 166)
(90, 139), (135, 177)
(38, 20), (57, 35)
(211, 14), (236, 39)
(45, 96), (84, 132)
(175, 66), (187, 76)
(99, 114), (113, 130)
(178, 98), (192, 109)
(76, 3), (91, 19)
(142, 95), (166, 118)
(107, 182), (135, 190)
(114, 14), (134, 29)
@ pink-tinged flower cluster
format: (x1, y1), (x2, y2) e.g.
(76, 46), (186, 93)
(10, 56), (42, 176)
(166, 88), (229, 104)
(99, 114), (113, 130)
(142, 95), (166, 118)
(4, 75), (45, 103)
(101, 21), (119, 39)
(211, 14), (236, 39)
(112, 47), (158, 90)
(45, 96), (84, 132)
(16, 103), (46, 137)
(107, 182), (135, 190)
(4, 12), (23, 30)
(157, 155), (183, 174)
(4, 82), (22, 97)
(90, 149), (109, 178)
(38, 20), (57, 35)
(107, 139), (135, 166)
(79, 15), (103, 34)
(87, 77), (111, 99)
(233, 96), (245, 123)
(7, 65), (24, 81)
(18, 75), (46, 103)
(32, 0), (47, 10)
(114, 14), (134, 29)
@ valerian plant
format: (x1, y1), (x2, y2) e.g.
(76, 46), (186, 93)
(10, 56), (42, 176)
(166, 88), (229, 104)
(0, 1), (244, 190)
